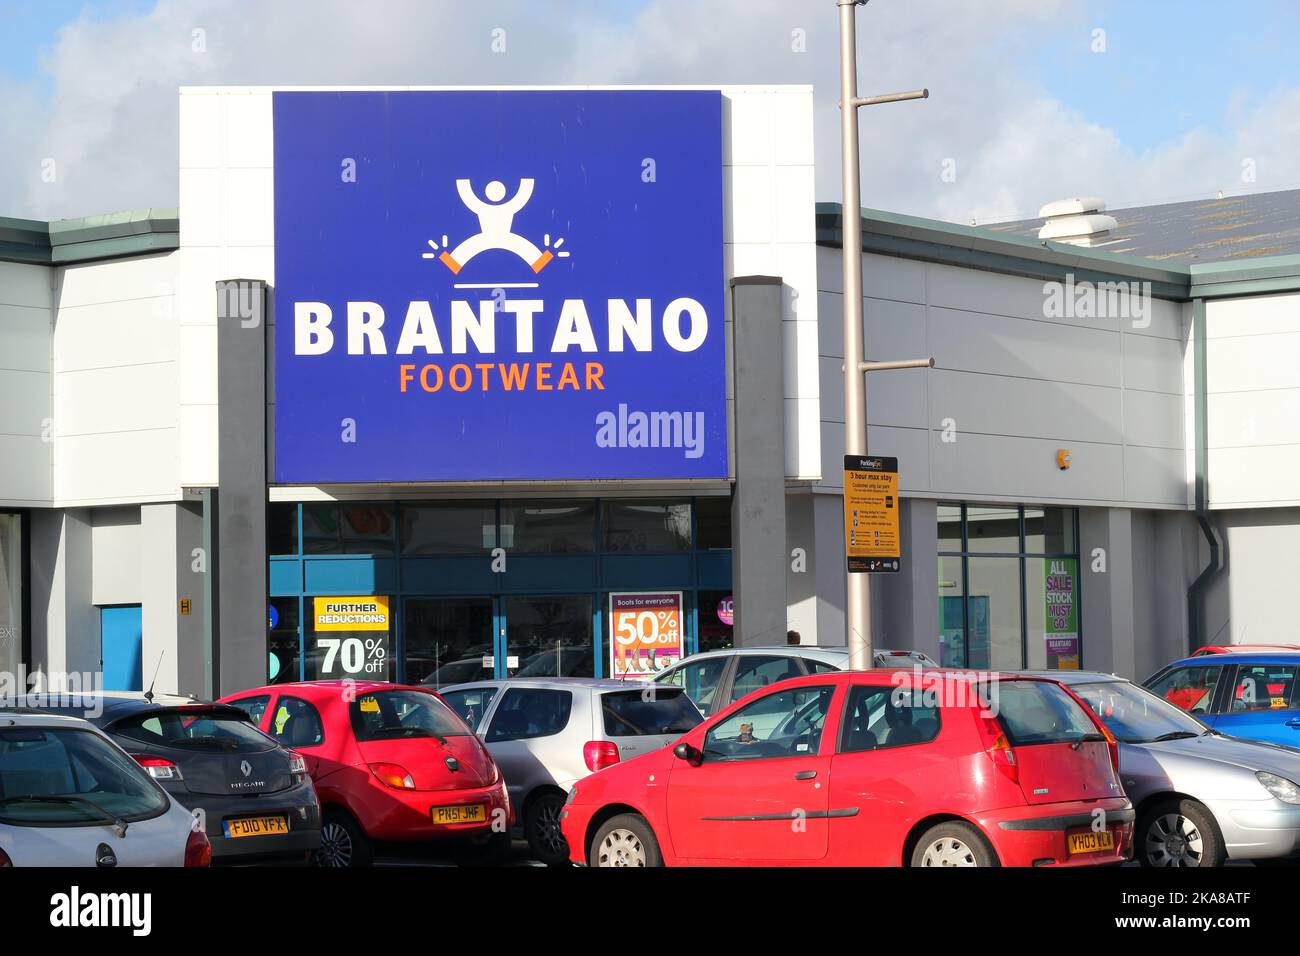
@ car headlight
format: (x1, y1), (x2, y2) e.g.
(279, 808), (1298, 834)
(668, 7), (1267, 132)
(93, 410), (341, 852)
(1256, 771), (1300, 804)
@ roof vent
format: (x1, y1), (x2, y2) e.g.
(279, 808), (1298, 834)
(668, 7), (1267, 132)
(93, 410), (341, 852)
(1037, 197), (1118, 247)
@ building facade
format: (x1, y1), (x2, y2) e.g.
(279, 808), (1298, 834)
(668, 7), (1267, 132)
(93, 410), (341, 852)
(3, 85), (1299, 697)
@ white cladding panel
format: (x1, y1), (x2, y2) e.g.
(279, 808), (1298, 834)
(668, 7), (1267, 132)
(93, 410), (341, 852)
(1206, 292), (1300, 508)
(0, 261), (53, 505)
(52, 253), (180, 505)
(816, 248), (1189, 507)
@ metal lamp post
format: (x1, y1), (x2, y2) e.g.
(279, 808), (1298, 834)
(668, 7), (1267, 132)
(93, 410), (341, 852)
(838, 0), (931, 669)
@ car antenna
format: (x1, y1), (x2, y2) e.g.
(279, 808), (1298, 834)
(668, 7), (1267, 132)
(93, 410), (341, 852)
(143, 650), (165, 703)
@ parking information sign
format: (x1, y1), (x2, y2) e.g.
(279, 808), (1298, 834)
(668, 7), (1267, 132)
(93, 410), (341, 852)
(609, 591), (684, 679)
(843, 455), (900, 573)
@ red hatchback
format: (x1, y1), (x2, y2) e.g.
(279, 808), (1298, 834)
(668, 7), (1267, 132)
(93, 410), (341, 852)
(561, 670), (1134, 867)
(220, 681), (511, 866)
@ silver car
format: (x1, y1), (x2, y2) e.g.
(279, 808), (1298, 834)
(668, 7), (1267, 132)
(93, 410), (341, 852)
(1045, 671), (1300, 866)
(653, 645), (938, 717)
(0, 712), (207, 866)
(439, 678), (702, 866)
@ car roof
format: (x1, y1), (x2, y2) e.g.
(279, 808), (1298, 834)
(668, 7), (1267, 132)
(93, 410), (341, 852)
(1016, 670), (1126, 685)
(438, 677), (666, 693)
(1165, 652), (1300, 667)
(0, 692), (214, 722)
(0, 711), (101, 729)
(222, 680), (408, 699)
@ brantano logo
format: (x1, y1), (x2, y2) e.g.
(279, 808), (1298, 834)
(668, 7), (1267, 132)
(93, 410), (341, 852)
(422, 178), (570, 281)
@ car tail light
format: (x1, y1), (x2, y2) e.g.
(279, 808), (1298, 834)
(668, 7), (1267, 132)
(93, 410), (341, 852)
(977, 715), (1019, 784)
(134, 755), (183, 782)
(0, 846), (11, 867)
(369, 762), (416, 789)
(184, 829), (211, 868)
(287, 751), (307, 778)
(583, 740), (620, 773)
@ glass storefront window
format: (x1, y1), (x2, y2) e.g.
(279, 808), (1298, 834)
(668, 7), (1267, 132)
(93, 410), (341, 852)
(401, 502), (495, 555)
(966, 557), (1022, 671)
(937, 555), (965, 667)
(939, 505), (1080, 670)
(697, 590), (733, 653)
(603, 499), (692, 552)
(965, 506), (1020, 554)
(0, 514), (21, 680)
(695, 496), (731, 550)
(303, 504), (396, 555)
(267, 598), (300, 684)
(500, 500), (595, 553)
(405, 597), (495, 687)
(268, 503), (298, 556)
(1024, 507), (1076, 555)
(507, 596), (593, 678)
(937, 504), (962, 552)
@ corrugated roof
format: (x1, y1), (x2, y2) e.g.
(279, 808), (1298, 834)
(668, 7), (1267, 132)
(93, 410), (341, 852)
(985, 190), (1300, 264)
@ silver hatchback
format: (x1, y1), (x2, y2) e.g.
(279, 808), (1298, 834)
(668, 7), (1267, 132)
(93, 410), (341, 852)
(438, 677), (702, 866)
(1044, 671), (1300, 866)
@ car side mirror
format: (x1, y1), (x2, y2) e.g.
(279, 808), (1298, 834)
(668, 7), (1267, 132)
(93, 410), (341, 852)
(673, 742), (703, 766)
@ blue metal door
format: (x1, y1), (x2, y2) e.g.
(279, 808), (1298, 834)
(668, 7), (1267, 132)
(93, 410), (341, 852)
(100, 605), (143, 691)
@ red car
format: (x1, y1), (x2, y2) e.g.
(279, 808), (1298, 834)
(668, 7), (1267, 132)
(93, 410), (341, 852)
(220, 681), (511, 866)
(560, 670), (1133, 867)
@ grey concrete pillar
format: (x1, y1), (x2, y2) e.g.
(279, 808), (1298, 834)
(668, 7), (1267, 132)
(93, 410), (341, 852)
(29, 509), (96, 677)
(216, 279), (269, 695)
(1079, 507), (1137, 678)
(730, 276), (788, 646)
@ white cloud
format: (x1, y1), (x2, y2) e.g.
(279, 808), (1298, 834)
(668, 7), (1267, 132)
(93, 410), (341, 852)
(3, 0), (1298, 224)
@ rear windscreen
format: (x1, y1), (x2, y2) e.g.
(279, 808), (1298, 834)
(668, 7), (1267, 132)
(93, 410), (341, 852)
(113, 709), (273, 753)
(602, 689), (702, 737)
(993, 681), (1100, 746)
(350, 690), (470, 741)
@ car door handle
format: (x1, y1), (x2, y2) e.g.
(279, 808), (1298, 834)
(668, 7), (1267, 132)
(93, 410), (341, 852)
(1285, 718), (1300, 728)
(794, 770), (818, 780)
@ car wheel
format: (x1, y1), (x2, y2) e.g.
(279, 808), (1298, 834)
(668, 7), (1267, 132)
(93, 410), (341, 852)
(1138, 798), (1225, 868)
(910, 821), (998, 868)
(590, 813), (662, 868)
(315, 810), (373, 868)
(525, 792), (571, 867)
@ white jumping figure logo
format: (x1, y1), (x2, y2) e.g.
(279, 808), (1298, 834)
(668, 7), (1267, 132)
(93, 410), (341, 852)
(424, 178), (569, 276)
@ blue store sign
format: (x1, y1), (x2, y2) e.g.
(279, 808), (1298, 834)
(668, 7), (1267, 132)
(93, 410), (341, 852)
(272, 90), (727, 482)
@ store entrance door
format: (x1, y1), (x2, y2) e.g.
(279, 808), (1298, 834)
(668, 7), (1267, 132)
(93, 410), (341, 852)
(504, 595), (594, 679)
(404, 597), (497, 688)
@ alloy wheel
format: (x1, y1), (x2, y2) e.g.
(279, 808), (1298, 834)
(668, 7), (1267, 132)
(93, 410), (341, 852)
(316, 821), (354, 867)
(1145, 813), (1204, 867)
(536, 802), (568, 858)
(596, 827), (646, 867)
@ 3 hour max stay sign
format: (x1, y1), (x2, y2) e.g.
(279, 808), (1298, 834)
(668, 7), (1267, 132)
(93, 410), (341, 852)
(272, 90), (727, 483)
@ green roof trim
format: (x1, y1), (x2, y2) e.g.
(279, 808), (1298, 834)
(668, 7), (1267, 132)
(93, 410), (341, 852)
(816, 202), (1300, 301)
(0, 208), (178, 265)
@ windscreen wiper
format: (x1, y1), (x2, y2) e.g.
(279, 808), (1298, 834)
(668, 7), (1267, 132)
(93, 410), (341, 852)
(0, 795), (129, 836)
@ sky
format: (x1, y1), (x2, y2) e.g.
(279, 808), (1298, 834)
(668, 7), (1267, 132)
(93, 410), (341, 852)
(1, 0), (1298, 224)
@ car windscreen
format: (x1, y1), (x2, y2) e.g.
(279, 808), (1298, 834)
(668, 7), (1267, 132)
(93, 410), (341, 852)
(349, 690), (471, 741)
(1070, 680), (1208, 743)
(112, 708), (274, 753)
(0, 726), (168, 825)
(601, 688), (702, 737)
(993, 680), (1104, 746)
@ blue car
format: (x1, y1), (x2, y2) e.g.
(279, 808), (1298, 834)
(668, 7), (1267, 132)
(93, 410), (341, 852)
(1144, 653), (1300, 748)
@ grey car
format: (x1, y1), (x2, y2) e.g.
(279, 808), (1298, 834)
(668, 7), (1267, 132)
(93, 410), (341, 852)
(1041, 671), (1300, 866)
(439, 678), (702, 866)
(653, 645), (938, 717)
